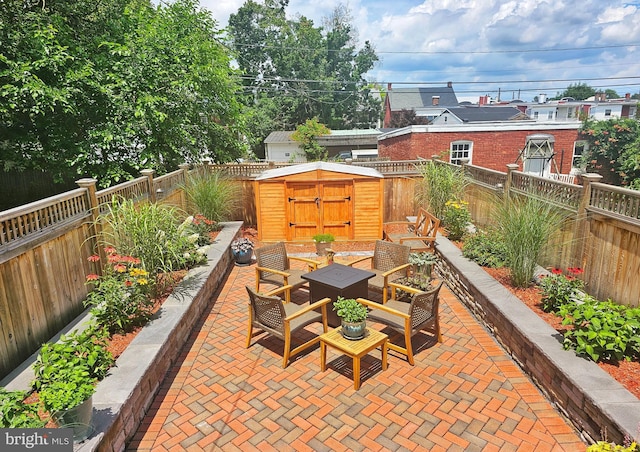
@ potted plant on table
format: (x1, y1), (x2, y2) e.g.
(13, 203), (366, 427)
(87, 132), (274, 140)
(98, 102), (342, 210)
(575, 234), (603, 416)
(333, 296), (368, 340)
(313, 233), (335, 256)
(231, 237), (254, 266)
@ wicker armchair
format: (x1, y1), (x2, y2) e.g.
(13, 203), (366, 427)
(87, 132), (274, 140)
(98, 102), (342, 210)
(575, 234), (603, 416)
(255, 242), (320, 303)
(359, 280), (443, 365)
(345, 240), (411, 303)
(245, 285), (331, 368)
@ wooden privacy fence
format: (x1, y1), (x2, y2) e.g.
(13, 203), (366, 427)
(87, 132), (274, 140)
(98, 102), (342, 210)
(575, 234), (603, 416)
(1, 159), (640, 380)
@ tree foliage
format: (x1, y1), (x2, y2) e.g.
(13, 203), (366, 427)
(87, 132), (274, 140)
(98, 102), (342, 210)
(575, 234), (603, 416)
(553, 82), (596, 101)
(228, 1), (380, 157)
(1, 0), (246, 186)
(579, 118), (640, 189)
(291, 117), (330, 161)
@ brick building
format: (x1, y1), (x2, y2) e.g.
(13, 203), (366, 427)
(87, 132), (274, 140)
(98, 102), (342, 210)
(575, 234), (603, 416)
(378, 122), (583, 176)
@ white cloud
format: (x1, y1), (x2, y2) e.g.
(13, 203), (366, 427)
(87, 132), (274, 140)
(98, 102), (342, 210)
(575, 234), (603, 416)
(194, 0), (640, 100)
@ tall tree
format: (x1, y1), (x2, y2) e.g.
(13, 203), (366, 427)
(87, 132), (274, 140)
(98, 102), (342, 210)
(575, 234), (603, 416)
(579, 118), (640, 189)
(1, 0), (245, 186)
(228, 1), (380, 157)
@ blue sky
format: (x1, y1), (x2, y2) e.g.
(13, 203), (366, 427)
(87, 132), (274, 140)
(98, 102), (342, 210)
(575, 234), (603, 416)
(200, 0), (640, 102)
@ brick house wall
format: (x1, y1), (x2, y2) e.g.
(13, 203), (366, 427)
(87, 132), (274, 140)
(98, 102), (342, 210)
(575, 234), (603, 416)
(378, 126), (581, 174)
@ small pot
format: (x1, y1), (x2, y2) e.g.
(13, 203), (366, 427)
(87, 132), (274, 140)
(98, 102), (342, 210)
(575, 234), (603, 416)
(341, 320), (366, 340)
(54, 396), (93, 442)
(315, 241), (332, 256)
(232, 249), (253, 266)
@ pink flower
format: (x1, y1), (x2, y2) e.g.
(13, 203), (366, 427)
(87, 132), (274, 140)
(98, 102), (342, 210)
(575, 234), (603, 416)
(86, 274), (100, 281)
(113, 264), (127, 273)
(104, 246), (117, 254)
(87, 255), (100, 262)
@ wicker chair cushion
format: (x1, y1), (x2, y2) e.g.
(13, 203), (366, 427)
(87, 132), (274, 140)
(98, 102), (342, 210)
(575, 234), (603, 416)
(258, 268), (308, 290)
(283, 303), (323, 332)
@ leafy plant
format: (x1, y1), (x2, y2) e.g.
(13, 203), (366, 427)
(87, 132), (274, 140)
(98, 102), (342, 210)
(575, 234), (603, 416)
(84, 248), (154, 333)
(32, 326), (114, 391)
(181, 170), (240, 223)
(587, 441), (638, 452)
(231, 237), (254, 253)
(99, 196), (204, 279)
(0, 388), (46, 428)
(291, 117), (331, 161)
(462, 229), (508, 268)
(312, 233), (335, 243)
(415, 160), (468, 220)
(560, 298), (640, 363)
(333, 297), (368, 323)
(442, 199), (471, 241)
(38, 376), (96, 413)
(492, 194), (570, 288)
(539, 267), (585, 313)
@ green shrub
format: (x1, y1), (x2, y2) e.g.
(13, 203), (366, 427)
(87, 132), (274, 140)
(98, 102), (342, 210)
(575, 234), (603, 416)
(38, 375), (96, 413)
(312, 233), (335, 243)
(415, 161), (468, 220)
(99, 197), (204, 278)
(84, 249), (154, 333)
(462, 229), (507, 268)
(442, 199), (471, 241)
(560, 298), (640, 363)
(0, 388), (46, 428)
(493, 195), (570, 288)
(539, 267), (585, 313)
(181, 170), (239, 222)
(32, 326), (114, 391)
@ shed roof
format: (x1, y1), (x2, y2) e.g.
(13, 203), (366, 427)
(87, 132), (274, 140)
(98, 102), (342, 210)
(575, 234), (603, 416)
(255, 161), (384, 180)
(264, 129), (380, 145)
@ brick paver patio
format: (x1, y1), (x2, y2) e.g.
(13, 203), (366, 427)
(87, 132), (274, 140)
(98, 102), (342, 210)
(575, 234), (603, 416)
(127, 256), (586, 451)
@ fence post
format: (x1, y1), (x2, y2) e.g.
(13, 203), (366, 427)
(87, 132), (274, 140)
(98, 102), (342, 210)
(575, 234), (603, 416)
(573, 173), (603, 268)
(140, 169), (155, 203)
(505, 164), (519, 198)
(76, 178), (103, 261)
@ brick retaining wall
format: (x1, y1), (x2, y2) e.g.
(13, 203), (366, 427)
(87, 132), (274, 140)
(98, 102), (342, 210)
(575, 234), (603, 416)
(434, 235), (640, 445)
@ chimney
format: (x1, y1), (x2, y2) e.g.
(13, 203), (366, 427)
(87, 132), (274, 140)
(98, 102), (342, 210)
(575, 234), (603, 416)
(538, 93), (547, 104)
(387, 83), (392, 91)
(479, 95), (489, 105)
(447, 81), (452, 88)
(625, 93), (631, 100)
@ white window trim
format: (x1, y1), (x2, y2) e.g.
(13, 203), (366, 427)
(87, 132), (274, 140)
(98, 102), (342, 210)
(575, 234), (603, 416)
(450, 140), (473, 165)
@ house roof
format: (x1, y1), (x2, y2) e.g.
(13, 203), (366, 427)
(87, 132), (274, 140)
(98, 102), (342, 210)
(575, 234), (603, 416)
(264, 129), (381, 146)
(388, 87), (459, 111)
(255, 161), (384, 180)
(442, 106), (528, 122)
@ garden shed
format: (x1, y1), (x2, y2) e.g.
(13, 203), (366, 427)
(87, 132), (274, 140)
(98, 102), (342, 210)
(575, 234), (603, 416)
(255, 162), (384, 242)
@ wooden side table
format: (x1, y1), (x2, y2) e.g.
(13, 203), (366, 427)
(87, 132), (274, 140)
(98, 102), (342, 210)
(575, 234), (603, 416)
(319, 327), (388, 390)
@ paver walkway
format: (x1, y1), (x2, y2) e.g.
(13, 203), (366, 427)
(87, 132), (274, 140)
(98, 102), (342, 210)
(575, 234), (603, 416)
(127, 257), (586, 451)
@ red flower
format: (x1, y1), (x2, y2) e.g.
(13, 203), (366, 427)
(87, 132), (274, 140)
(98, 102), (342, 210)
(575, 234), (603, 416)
(567, 267), (584, 275)
(551, 268), (563, 275)
(124, 280), (133, 287)
(86, 274), (100, 281)
(87, 255), (100, 262)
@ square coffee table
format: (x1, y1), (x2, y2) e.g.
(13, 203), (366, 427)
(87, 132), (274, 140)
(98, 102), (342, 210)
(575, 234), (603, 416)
(319, 327), (388, 390)
(301, 263), (375, 327)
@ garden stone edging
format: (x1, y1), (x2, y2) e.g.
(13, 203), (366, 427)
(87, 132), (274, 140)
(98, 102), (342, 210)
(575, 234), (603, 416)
(434, 234), (640, 445)
(0, 221), (243, 452)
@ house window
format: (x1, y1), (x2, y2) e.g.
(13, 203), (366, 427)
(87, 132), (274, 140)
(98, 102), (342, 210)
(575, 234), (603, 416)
(567, 108), (573, 118)
(605, 109), (612, 117)
(547, 111), (554, 119)
(450, 141), (472, 165)
(432, 96), (440, 106)
(572, 142), (588, 168)
(533, 111), (539, 119)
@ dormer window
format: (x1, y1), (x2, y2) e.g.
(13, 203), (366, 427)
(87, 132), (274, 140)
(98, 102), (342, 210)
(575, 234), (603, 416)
(432, 96), (440, 106)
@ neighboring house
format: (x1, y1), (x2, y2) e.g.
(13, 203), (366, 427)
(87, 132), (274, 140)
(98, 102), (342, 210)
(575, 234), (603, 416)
(383, 83), (459, 127)
(431, 106), (529, 125)
(514, 93), (638, 122)
(377, 121), (583, 177)
(263, 129), (381, 162)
